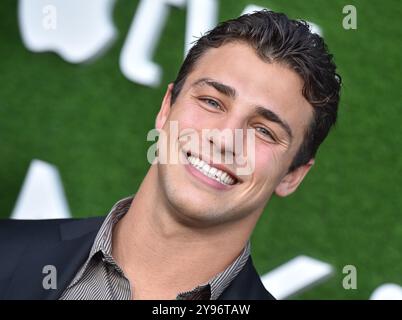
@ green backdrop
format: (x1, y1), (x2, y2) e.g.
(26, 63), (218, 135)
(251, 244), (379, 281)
(0, 0), (401, 299)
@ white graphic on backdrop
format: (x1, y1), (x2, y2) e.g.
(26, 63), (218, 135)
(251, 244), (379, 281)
(370, 284), (402, 300)
(19, 0), (117, 63)
(261, 255), (333, 299)
(18, 1), (322, 86)
(242, 4), (322, 36)
(11, 159), (71, 220)
(119, 0), (186, 87)
(184, 0), (218, 56)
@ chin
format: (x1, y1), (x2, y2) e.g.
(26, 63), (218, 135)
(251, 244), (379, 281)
(157, 160), (250, 227)
(165, 187), (219, 227)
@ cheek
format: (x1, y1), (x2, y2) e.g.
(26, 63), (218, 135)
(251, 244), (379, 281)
(169, 101), (209, 131)
(164, 102), (213, 154)
(253, 143), (286, 185)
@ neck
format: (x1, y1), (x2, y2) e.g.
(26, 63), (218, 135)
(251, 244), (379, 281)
(112, 165), (259, 299)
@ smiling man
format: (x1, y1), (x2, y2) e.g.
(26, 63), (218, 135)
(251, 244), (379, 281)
(0, 10), (341, 300)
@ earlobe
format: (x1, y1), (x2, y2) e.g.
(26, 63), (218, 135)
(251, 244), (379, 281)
(155, 83), (174, 130)
(275, 158), (315, 197)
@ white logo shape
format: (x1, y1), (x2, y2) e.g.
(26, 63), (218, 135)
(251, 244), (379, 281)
(11, 159), (71, 220)
(260, 255), (333, 299)
(19, 0), (117, 63)
(370, 284), (402, 300)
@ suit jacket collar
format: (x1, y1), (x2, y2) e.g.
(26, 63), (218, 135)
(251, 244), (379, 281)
(3, 216), (274, 300)
(4, 217), (104, 300)
(219, 256), (275, 300)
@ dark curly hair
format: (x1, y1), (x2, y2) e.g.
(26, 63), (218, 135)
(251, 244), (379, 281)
(171, 10), (341, 172)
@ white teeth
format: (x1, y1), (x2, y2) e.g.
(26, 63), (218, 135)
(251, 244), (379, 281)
(209, 167), (217, 177)
(186, 155), (236, 186)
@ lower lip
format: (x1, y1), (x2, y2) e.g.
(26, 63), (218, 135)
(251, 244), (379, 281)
(184, 162), (235, 191)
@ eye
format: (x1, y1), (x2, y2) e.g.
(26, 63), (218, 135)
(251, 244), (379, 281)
(200, 98), (222, 110)
(256, 126), (276, 141)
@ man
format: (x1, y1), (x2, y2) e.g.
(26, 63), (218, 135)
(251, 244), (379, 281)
(0, 10), (341, 300)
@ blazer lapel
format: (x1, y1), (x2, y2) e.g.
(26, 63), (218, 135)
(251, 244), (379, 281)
(218, 256), (275, 300)
(3, 217), (104, 300)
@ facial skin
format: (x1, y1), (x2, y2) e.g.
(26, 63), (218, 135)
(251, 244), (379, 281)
(111, 41), (317, 299)
(155, 41), (314, 229)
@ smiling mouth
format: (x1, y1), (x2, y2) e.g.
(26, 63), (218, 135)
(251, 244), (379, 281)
(184, 151), (239, 186)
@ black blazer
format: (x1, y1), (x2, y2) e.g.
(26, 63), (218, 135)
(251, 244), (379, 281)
(0, 217), (275, 300)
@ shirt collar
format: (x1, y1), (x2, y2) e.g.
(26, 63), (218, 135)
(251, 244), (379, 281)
(70, 195), (251, 299)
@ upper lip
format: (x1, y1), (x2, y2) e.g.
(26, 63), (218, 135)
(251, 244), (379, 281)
(184, 150), (242, 183)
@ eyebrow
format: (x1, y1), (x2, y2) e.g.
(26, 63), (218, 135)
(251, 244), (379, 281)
(191, 77), (293, 141)
(255, 106), (293, 141)
(192, 78), (236, 99)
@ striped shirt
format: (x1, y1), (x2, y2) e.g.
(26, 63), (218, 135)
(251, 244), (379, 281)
(60, 196), (251, 300)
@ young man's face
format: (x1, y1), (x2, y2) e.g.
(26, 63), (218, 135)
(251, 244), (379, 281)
(155, 42), (314, 227)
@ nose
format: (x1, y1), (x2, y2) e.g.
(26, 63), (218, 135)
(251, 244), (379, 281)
(205, 115), (246, 161)
(207, 133), (235, 160)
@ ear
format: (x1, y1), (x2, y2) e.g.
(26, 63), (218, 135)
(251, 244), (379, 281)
(275, 158), (315, 197)
(155, 83), (174, 130)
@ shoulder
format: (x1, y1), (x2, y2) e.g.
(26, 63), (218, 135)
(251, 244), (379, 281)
(0, 217), (105, 299)
(0, 217), (104, 246)
(219, 256), (276, 300)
